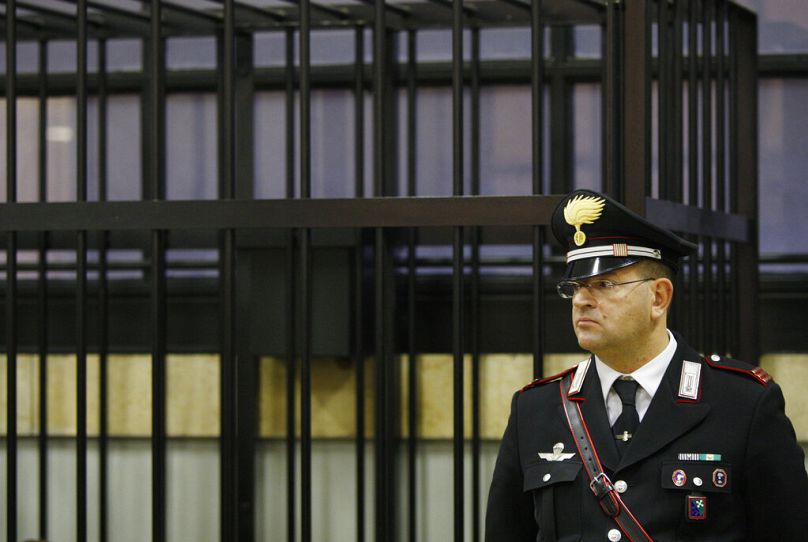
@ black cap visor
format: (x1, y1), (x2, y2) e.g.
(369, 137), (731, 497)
(563, 256), (641, 281)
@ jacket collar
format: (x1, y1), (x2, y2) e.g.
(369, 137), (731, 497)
(567, 335), (711, 473)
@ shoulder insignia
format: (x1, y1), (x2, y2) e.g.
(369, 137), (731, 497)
(520, 357), (590, 394)
(520, 366), (576, 393)
(704, 354), (771, 386)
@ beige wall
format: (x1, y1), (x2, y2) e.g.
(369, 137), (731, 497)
(1, 353), (806, 442)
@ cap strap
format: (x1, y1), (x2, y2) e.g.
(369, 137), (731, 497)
(566, 244), (662, 263)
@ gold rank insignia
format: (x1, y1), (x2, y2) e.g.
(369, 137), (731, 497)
(563, 194), (605, 246)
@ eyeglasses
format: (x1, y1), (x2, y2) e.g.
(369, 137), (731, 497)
(556, 278), (657, 299)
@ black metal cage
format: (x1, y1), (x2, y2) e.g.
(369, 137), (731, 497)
(2, 1), (757, 541)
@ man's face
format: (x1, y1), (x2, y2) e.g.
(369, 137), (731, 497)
(570, 264), (656, 357)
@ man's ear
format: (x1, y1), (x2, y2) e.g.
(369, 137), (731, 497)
(650, 278), (674, 319)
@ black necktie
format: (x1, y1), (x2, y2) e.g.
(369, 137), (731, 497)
(612, 378), (640, 452)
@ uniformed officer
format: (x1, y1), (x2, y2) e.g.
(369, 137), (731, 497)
(485, 189), (808, 541)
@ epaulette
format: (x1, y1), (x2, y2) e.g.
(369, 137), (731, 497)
(704, 354), (771, 386)
(520, 366), (577, 393)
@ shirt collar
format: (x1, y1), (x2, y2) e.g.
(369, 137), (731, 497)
(595, 329), (678, 401)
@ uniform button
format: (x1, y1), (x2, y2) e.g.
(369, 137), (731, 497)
(711, 354), (721, 362)
(614, 480), (628, 493)
(694, 477), (703, 487)
(607, 528), (622, 541)
(542, 473), (551, 482)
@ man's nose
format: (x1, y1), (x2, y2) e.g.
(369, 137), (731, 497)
(572, 285), (597, 307)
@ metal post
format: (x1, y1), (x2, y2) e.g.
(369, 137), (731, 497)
(451, 1), (465, 540)
(220, 0), (238, 539)
(470, 25), (482, 542)
(622, 0), (651, 212)
(730, 5), (759, 362)
(284, 27), (297, 542)
(299, 2), (314, 541)
(5, 2), (19, 541)
(531, 0), (545, 381)
(373, 1), (394, 539)
(405, 27), (418, 542)
(716, 0), (728, 355)
(702, 0), (714, 354)
(687, 0), (701, 350)
(354, 24), (367, 542)
(36, 35), (50, 542)
(76, 3), (90, 541)
(147, 1), (167, 540)
(603, 0), (621, 198)
(97, 37), (110, 542)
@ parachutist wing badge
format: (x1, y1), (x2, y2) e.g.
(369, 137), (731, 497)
(538, 442), (576, 462)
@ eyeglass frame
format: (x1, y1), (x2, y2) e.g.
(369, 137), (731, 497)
(556, 277), (658, 299)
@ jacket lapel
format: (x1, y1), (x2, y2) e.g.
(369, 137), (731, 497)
(617, 342), (710, 472)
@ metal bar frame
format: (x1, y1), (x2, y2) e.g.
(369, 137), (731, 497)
(5, 2), (19, 540)
(354, 23), (368, 542)
(97, 35), (110, 542)
(76, 3), (90, 542)
(405, 26), (418, 542)
(451, 1), (465, 541)
(284, 25), (298, 542)
(0, 2), (764, 542)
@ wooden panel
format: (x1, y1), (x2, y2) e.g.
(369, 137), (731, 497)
(761, 354), (808, 442)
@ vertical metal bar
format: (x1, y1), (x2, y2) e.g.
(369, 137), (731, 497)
(405, 27), (418, 542)
(232, 31), (258, 539)
(729, 6), (759, 362)
(451, 1), (465, 540)
(373, 228), (389, 542)
(372, 0), (392, 540)
(284, 26), (297, 542)
(727, 6), (738, 357)
(702, 0), (713, 354)
(658, 0), (670, 200)
(97, 37), (110, 542)
(687, 0), (700, 351)
(622, 0), (650, 212)
(671, 1), (684, 205)
(669, 1), (685, 329)
(549, 28), (572, 194)
(355, 25), (367, 200)
(603, 0), (619, 197)
(5, 2), (19, 541)
(299, 2), (313, 542)
(373, 0), (387, 200)
(148, 0), (167, 539)
(354, 24), (367, 542)
(531, 0), (545, 380)
(715, 0), (727, 355)
(76, 2), (90, 541)
(220, 1), (238, 540)
(36, 36), (50, 542)
(727, 6), (739, 356)
(470, 26), (482, 542)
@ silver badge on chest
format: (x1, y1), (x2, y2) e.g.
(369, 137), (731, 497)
(678, 360), (701, 400)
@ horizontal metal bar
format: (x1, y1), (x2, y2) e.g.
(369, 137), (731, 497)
(758, 54), (808, 77)
(0, 196), (754, 237)
(1, 59), (599, 96)
(4, 51), (803, 98)
(0, 196), (563, 231)
(645, 197), (750, 243)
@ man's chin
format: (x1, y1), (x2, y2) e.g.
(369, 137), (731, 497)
(574, 332), (601, 353)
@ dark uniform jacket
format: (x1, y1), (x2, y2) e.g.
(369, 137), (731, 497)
(485, 334), (808, 541)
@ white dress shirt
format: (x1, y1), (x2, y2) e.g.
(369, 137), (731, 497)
(595, 330), (678, 425)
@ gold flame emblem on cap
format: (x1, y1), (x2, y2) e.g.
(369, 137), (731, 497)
(564, 195), (605, 246)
